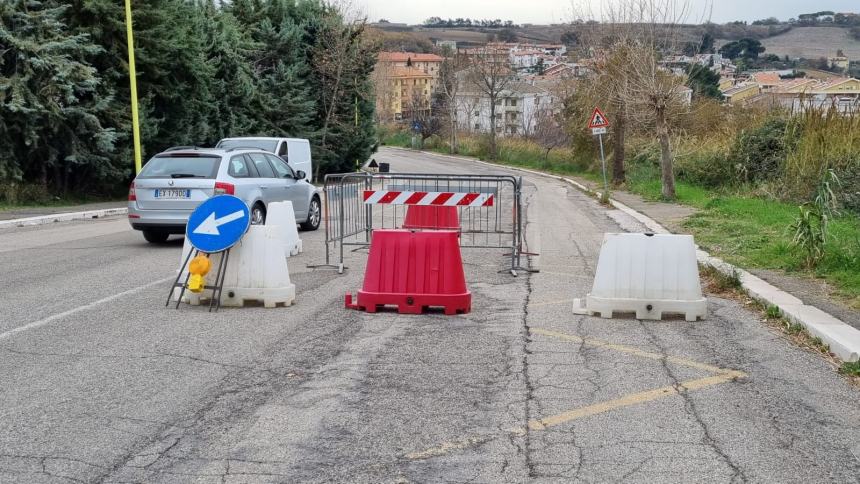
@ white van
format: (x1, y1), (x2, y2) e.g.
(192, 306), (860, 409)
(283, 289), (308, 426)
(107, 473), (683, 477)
(216, 137), (312, 182)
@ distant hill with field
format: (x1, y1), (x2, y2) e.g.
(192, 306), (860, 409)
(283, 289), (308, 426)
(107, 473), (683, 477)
(759, 27), (860, 60)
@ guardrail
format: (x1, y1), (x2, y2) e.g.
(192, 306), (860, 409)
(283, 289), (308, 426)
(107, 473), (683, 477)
(311, 172), (529, 275)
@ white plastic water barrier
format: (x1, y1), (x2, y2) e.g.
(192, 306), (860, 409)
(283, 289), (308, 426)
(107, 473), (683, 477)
(266, 201), (302, 257)
(186, 225), (296, 308)
(573, 233), (707, 322)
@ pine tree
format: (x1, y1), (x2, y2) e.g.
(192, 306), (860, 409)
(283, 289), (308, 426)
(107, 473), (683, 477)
(307, 4), (378, 176)
(0, 0), (121, 194)
(196, 2), (259, 143)
(64, 0), (217, 152)
(230, 0), (316, 139)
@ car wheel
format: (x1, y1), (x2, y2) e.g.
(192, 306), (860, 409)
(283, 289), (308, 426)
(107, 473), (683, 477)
(142, 230), (170, 244)
(300, 196), (321, 231)
(251, 203), (266, 225)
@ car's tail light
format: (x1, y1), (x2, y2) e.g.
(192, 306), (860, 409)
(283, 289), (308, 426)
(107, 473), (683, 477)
(214, 181), (235, 195)
(128, 181), (136, 201)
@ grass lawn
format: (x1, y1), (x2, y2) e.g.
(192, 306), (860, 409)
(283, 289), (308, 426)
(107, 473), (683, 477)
(629, 181), (860, 309)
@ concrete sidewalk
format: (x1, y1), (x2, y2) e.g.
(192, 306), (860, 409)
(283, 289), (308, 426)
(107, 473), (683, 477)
(0, 201), (125, 221)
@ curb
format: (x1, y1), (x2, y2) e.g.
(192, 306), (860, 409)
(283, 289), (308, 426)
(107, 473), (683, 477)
(386, 146), (860, 362)
(0, 207), (128, 230)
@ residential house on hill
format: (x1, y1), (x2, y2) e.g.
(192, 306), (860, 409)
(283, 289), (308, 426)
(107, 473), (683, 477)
(746, 77), (860, 113)
(377, 52), (444, 76)
(374, 51), (443, 121)
(722, 83), (761, 105)
(511, 50), (543, 71)
(455, 80), (555, 136)
(829, 56), (850, 72)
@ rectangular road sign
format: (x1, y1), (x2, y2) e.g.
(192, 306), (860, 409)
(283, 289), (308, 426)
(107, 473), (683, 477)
(592, 127), (607, 136)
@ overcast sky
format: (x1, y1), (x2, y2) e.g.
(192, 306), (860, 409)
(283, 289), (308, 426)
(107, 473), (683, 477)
(360, 0), (857, 25)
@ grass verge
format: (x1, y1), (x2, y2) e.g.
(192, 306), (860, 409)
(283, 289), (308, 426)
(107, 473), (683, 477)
(628, 181), (860, 310)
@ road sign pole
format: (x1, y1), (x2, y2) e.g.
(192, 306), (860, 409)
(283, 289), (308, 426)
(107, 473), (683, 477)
(598, 133), (608, 198)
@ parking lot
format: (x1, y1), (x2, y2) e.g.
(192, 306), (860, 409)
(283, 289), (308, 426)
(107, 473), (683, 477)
(1, 147), (858, 483)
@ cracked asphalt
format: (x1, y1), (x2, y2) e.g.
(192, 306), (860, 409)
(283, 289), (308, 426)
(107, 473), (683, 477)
(1, 147), (858, 483)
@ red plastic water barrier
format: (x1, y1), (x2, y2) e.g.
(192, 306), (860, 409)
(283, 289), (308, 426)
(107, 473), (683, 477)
(345, 229), (471, 315)
(402, 205), (460, 231)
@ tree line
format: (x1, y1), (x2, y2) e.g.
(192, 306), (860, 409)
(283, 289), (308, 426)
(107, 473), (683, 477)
(0, 0), (377, 199)
(422, 18), (518, 29)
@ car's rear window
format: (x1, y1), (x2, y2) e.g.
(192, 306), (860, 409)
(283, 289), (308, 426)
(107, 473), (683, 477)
(138, 155), (220, 179)
(218, 139), (278, 153)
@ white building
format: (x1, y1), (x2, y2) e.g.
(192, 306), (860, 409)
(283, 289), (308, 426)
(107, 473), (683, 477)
(455, 81), (555, 136)
(510, 50), (543, 71)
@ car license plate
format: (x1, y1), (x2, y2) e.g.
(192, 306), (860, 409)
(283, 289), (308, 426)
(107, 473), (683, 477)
(154, 189), (191, 199)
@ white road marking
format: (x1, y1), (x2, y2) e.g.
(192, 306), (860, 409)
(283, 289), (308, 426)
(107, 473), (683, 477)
(0, 276), (174, 342)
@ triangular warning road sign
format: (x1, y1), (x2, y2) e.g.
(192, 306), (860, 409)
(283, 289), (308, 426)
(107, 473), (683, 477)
(588, 107), (610, 129)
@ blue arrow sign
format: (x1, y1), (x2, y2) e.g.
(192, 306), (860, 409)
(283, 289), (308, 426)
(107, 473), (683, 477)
(186, 195), (250, 253)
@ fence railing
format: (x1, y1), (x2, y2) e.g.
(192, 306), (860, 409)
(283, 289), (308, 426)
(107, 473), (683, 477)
(311, 172), (528, 275)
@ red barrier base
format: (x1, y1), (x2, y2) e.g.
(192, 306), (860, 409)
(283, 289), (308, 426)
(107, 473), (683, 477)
(346, 292), (470, 315)
(402, 205), (460, 231)
(345, 229), (471, 315)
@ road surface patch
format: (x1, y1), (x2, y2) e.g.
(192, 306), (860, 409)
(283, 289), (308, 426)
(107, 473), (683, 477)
(406, 327), (746, 460)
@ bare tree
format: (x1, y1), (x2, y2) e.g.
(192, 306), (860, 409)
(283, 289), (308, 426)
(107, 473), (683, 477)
(531, 108), (570, 159)
(406, 91), (441, 147)
(466, 46), (513, 159)
(311, 0), (370, 181)
(571, 0), (710, 199)
(438, 51), (464, 153)
(587, 45), (635, 185)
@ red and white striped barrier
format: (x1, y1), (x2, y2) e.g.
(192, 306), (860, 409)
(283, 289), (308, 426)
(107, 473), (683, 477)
(363, 190), (494, 207)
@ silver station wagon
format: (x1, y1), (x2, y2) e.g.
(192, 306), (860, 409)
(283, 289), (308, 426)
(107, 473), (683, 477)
(128, 147), (321, 243)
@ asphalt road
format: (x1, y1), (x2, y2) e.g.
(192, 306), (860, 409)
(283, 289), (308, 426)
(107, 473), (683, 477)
(1, 147), (858, 483)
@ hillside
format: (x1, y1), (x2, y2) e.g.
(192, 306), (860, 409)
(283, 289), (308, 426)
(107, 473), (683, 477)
(760, 27), (860, 60)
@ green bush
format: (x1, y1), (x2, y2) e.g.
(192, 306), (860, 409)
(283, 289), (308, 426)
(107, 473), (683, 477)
(675, 149), (735, 187)
(377, 126), (411, 148)
(423, 134), (444, 150)
(0, 182), (51, 205)
(728, 117), (791, 183)
(836, 159), (860, 214)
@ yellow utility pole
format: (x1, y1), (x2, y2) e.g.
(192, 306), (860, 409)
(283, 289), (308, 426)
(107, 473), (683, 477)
(124, 0), (143, 174)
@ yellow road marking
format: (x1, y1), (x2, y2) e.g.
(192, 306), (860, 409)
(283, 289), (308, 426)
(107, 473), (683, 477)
(527, 373), (740, 431)
(531, 328), (747, 378)
(406, 329), (747, 460)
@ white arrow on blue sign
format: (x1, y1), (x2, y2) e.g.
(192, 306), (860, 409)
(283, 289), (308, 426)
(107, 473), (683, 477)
(185, 195), (251, 253)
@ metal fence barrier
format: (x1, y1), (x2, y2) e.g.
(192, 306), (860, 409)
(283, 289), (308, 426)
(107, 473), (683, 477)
(310, 172), (529, 275)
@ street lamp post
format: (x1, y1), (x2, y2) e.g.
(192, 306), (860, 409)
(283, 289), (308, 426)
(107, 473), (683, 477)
(124, 0), (143, 174)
